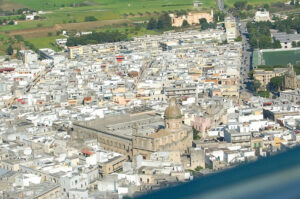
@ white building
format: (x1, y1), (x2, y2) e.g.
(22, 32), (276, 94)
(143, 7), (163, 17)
(19, 50), (38, 64)
(254, 10), (271, 22)
(225, 17), (238, 42)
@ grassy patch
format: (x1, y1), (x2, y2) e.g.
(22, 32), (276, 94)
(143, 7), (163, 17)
(225, 0), (286, 6)
(25, 36), (64, 51)
(0, 33), (10, 55)
(257, 91), (270, 98)
(10, 0), (86, 10)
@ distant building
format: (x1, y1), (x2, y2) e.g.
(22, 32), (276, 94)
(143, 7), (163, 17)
(133, 98), (193, 159)
(283, 63), (300, 90)
(224, 16), (238, 42)
(253, 68), (287, 90)
(272, 32), (300, 49)
(25, 15), (35, 21)
(19, 50), (38, 64)
(39, 48), (56, 60)
(169, 11), (213, 27)
(280, 90), (300, 104)
(254, 10), (271, 22)
(56, 38), (68, 46)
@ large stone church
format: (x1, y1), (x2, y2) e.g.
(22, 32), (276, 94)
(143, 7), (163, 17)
(283, 63), (300, 90)
(133, 98), (193, 159)
(72, 98), (192, 160)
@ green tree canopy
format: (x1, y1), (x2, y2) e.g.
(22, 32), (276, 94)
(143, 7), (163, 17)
(6, 45), (13, 55)
(182, 20), (189, 27)
(84, 16), (97, 22)
(268, 76), (283, 92)
(147, 18), (157, 30)
(234, 1), (247, 10)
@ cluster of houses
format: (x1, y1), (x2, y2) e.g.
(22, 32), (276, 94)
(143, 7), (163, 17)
(0, 26), (299, 199)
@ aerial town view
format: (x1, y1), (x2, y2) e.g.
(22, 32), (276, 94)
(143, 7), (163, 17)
(1, 0), (300, 198)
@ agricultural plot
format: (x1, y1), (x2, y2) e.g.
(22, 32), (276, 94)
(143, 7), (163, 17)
(225, 0), (287, 6)
(10, 0), (86, 10)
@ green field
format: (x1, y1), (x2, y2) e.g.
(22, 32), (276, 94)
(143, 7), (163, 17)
(225, 0), (286, 6)
(25, 36), (64, 51)
(0, 0), (288, 53)
(10, 0), (86, 10)
(0, 33), (10, 55)
(8, 0), (213, 11)
(253, 49), (300, 67)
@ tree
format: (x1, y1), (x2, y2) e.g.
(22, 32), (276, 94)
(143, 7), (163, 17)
(195, 166), (203, 171)
(272, 39), (282, 49)
(247, 4), (253, 10)
(147, 18), (157, 30)
(156, 19), (164, 30)
(19, 14), (26, 20)
(193, 127), (200, 140)
(66, 31), (128, 46)
(292, 41), (297, 48)
(296, 0), (299, 6)
(268, 76), (283, 92)
(8, 20), (14, 25)
(199, 18), (216, 31)
(14, 35), (24, 42)
(156, 13), (172, 29)
(6, 45), (13, 55)
(84, 16), (97, 22)
(264, 4), (270, 9)
(235, 36), (242, 42)
(248, 70), (254, 79)
(234, 1), (247, 10)
(291, 0), (295, 5)
(182, 20), (189, 27)
(214, 11), (225, 22)
(200, 18), (209, 30)
(48, 32), (52, 36)
(251, 79), (261, 92)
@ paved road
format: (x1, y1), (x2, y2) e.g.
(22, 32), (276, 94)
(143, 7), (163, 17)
(237, 20), (252, 94)
(216, 0), (253, 96)
(218, 0), (225, 11)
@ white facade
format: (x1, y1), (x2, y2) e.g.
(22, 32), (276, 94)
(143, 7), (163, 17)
(254, 10), (271, 22)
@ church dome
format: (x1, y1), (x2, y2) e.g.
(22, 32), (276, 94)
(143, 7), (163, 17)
(164, 98), (182, 119)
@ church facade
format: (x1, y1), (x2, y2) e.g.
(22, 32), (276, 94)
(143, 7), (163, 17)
(283, 63), (300, 90)
(133, 98), (193, 159)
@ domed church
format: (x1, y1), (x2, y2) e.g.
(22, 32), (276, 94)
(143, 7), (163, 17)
(133, 98), (193, 159)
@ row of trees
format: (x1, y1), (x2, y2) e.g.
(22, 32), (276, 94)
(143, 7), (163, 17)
(199, 18), (216, 30)
(66, 31), (128, 46)
(247, 21), (281, 49)
(146, 13), (172, 30)
(290, 0), (300, 6)
(122, 9), (190, 18)
(247, 15), (300, 49)
(0, 8), (34, 16)
(273, 16), (300, 34)
(292, 41), (300, 48)
(84, 16), (97, 22)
